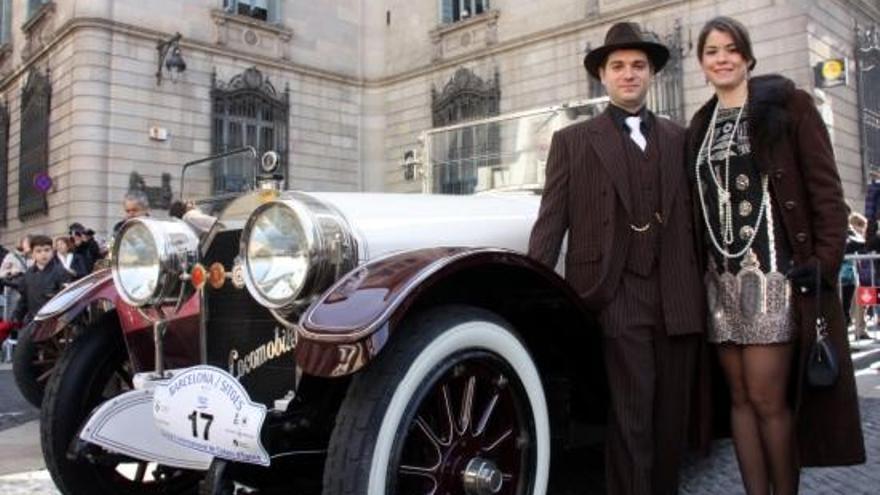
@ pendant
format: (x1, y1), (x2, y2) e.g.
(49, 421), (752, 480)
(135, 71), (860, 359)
(737, 251), (765, 322)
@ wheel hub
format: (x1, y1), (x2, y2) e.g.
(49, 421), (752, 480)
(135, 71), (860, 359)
(462, 457), (503, 495)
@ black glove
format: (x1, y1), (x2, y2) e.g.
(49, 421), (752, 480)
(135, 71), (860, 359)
(787, 262), (829, 296)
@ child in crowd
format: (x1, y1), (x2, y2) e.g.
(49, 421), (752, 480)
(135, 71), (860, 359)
(12, 235), (70, 324)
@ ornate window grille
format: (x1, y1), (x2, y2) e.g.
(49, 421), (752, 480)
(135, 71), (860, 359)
(646, 20), (687, 124)
(857, 23), (880, 178)
(583, 22), (687, 124)
(18, 69), (50, 220)
(211, 67), (289, 194)
(0, 103), (7, 227)
(431, 67), (501, 194)
(440, 0), (489, 24)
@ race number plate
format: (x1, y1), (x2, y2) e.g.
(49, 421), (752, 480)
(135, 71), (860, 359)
(153, 365), (270, 466)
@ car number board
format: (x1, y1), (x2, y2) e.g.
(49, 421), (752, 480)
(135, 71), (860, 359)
(153, 365), (270, 466)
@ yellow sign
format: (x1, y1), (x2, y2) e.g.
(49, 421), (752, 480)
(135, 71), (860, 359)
(821, 59), (843, 80)
(814, 58), (847, 88)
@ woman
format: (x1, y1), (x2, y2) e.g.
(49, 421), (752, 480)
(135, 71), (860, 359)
(54, 236), (87, 280)
(688, 16), (865, 495)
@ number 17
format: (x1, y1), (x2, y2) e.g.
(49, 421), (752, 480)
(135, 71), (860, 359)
(188, 411), (214, 440)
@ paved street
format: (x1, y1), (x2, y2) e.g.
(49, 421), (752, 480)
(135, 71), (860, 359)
(1, 340), (879, 494)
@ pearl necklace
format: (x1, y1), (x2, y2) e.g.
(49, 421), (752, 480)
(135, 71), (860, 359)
(695, 102), (769, 259)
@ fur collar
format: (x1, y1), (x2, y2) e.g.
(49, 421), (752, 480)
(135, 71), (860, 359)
(690, 74), (796, 172)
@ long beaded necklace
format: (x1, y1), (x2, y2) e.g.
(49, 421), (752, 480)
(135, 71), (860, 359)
(695, 101), (770, 260)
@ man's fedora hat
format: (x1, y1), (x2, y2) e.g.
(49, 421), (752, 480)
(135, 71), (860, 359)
(584, 22), (670, 79)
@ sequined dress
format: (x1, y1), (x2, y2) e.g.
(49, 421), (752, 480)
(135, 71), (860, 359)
(696, 106), (796, 345)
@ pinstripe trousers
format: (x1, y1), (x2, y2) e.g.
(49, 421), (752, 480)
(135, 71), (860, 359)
(599, 271), (699, 495)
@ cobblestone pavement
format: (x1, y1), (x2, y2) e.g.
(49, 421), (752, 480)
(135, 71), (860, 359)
(0, 368), (38, 433)
(1, 369), (877, 494)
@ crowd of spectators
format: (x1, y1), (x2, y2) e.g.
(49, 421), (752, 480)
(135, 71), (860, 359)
(0, 189), (153, 352)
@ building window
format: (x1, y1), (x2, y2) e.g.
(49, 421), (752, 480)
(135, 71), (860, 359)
(27, 0), (48, 19)
(223, 0), (280, 23)
(646, 21), (686, 124)
(858, 23), (880, 178)
(211, 67), (289, 194)
(0, 103), (8, 227)
(19, 69), (50, 219)
(0, 0), (11, 45)
(440, 0), (489, 24)
(431, 67), (500, 194)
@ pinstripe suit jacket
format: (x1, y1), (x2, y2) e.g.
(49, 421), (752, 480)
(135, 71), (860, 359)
(528, 107), (706, 336)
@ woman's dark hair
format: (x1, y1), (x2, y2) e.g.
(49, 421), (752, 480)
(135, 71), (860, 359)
(697, 16), (756, 71)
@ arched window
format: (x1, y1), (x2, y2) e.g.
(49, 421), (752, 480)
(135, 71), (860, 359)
(431, 67), (500, 194)
(19, 69), (50, 219)
(211, 67), (289, 193)
(646, 21), (686, 124)
(0, 103), (8, 227)
(858, 23), (880, 178)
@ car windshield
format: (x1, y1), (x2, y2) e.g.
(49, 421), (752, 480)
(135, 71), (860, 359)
(180, 147), (260, 215)
(423, 97), (607, 195)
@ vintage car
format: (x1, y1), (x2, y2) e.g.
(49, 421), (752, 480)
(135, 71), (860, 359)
(36, 99), (610, 494)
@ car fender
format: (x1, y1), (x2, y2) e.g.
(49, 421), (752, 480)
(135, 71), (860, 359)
(30, 269), (119, 342)
(296, 247), (596, 377)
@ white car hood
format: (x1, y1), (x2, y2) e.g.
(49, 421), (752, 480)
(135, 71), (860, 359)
(308, 192), (542, 262)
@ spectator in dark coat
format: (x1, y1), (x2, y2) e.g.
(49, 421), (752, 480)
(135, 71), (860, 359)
(12, 235), (70, 324)
(69, 223), (102, 273)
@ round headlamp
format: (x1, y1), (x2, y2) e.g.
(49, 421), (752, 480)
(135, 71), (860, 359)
(112, 217), (200, 307)
(241, 193), (357, 310)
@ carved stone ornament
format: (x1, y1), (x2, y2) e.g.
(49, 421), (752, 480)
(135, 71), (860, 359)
(429, 9), (500, 62)
(211, 8), (293, 61)
(432, 67), (500, 127)
(129, 171), (173, 210)
(213, 66), (284, 101)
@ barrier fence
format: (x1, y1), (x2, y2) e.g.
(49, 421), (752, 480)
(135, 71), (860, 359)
(841, 253), (880, 341)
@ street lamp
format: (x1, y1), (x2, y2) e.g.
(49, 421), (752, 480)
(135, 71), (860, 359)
(156, 33), (187, 85)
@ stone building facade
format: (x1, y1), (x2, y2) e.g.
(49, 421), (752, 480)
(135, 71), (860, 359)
(0, 0), (877, 245)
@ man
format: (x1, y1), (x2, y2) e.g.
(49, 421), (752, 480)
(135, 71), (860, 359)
(112, 189), (151, 236)
(12, 235), (70, 324)
(69, 223), (102, 273)
(528, 22), (705, 495)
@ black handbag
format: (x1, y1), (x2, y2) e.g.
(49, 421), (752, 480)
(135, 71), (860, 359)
(806, 263), (839, 387)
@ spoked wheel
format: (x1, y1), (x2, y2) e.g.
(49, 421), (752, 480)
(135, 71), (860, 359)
(12, 322), (73, 407)
(395, 353), (531, 494)
(41, 312), (199, 495)
(323, 306), (550, 495)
